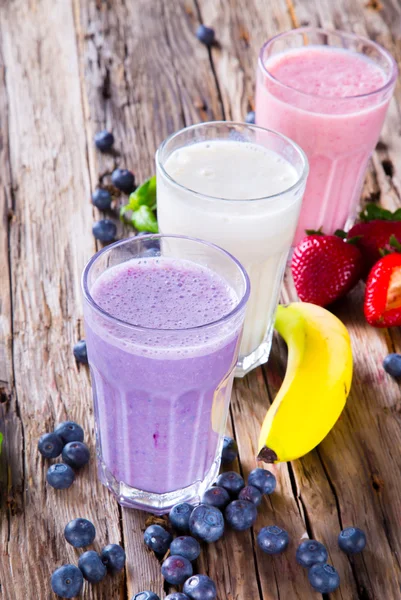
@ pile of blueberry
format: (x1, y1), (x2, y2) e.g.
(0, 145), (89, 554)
(38, 421), (90, 490)
(132, 437), (367, 598)
(51, 517), (125, 598)
(92, 130), (136, 243)
(132, 437), (277, 599)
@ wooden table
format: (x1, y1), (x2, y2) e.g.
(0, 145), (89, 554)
(1, 0), (401, 598)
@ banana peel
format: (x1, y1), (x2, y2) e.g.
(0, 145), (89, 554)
(258, 303), (352, 463)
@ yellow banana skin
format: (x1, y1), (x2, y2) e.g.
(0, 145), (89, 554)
(258, 303), (353, 463)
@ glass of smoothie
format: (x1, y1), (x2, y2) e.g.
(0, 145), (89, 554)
(156, 122), (308, 376)
(82, 234), (249, 513)
(256, 27), (398, 246)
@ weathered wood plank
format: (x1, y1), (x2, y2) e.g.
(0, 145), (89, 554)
(0, 1), (122, 598)
(0, 23), (24, 523)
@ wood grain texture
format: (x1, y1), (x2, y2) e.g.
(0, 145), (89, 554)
(0, 0), (401, 599)
(0, 1), (122, 598)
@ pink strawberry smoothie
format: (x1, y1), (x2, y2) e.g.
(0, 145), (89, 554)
(256, 45), (396, 245)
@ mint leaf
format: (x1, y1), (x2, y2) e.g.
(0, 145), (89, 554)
(132, 205), (158, 233)
(127, 176), (157, 212)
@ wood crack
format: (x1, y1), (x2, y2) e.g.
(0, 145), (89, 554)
(192, 0), (226, 120)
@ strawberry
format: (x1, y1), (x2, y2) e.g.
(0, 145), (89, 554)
(364, 252), (401, 327)
(348, 204), (401, 272)
(291, 232), (364, 307)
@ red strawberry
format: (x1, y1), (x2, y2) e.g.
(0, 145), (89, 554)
(291, 232), (364, 307)
(364, 252), (401, 327)
(348, 204), (401, 272)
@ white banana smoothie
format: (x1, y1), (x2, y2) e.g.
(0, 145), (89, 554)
(156, 125), (307, 375)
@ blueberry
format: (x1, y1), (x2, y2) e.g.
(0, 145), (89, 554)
(166, 594), (189, 600)
(161, 555), (193, 585)
(73, 340), (88, 364)
(38, 432), (63, 459)
(143, 524), (172, 554)
(245, 110), (255, 124)
(78, 550), (107, 583)
(308, 563), (340, 594)
(338, 527), (366, 554)
(196, 25), (215, 47)
(238, 485), (262, 506)
(94, 130), (114, 152)
(64, 518), (96, 548)
(257, 525), (289, 554)
(221, 436), (238, 464)
(225, 499), (257, 531)
(132, 593), (160, 600)
(170, 536), (201, 562)
(383, 353), (401, 378)
(201, 486), (230, 510)
(54, 421), (84, 444)
(92, 188), (112, 211)
(183, 574), (217, 600)
(215, 471), (245, 497)
(62, 441), (90, 469)
(189, 504), (224, 543)
(169, 502), (194, 533)
(101, 543), (126, 572)
(296, 539), (328, 568)
(248, 468), (276, 495)
(93, 218), (117, 242)
(51, 564), (83, 598)
(46, 463), (75, 490)
(111, 168), (136, 194)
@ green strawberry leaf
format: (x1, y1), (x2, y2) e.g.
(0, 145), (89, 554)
(389, 234), (401, 252)
(305, 228), (324, 236)
(359, 203), (401, 223)
(334, 229), (347, 239)
(131, 205), (158, 233)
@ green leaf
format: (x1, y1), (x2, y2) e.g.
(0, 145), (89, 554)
(0, 432), (3, 455)
(389, 234), (401, 252)
(334, 229), (347, 239)
(359, 203), (401, 222)
(127, 176), (157, 212)
(132, 205), (158, 233)
(305, 228), (324, 236)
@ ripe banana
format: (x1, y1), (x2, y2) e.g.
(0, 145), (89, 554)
(258, 302), (352, 463)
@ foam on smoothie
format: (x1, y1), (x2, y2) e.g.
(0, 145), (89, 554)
(266, 46), (387, 98)
(165, 140), (298, 199)
(89, 257), (239, 357)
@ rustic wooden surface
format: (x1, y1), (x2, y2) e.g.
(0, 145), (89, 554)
(0, 0), (401, 598)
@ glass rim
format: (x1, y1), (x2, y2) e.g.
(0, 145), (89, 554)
(258, 27), (398, 101)
(82, 234), (251, 333)
(156, 120), (309, 202)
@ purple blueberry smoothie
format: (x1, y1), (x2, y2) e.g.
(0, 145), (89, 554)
(83, 237), (249, 513)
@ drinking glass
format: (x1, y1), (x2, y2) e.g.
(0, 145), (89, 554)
(156, 122), (308, 376)
(82, 234), (249, 513)
(256, 27), (397, 245)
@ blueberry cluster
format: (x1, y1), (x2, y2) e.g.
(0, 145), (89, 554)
(92, 129), (136, 243)
(51, 517), (125, 598)
(134, 437), (367, 597)
(38, 421), (90, 490)
(133, 437), (278, 599)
